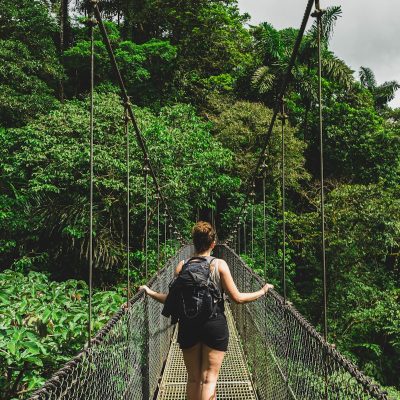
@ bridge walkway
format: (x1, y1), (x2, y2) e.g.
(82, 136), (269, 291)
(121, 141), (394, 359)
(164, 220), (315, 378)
(157, 304), (258, 399)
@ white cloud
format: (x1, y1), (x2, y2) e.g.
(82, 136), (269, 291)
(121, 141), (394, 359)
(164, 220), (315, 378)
(238, 0), (400, 108)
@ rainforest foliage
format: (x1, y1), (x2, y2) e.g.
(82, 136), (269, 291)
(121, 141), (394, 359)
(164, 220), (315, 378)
(0, 0), (399, 398)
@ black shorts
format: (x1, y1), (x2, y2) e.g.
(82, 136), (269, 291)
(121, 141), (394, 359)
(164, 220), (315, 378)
(177, 313), (229, 352)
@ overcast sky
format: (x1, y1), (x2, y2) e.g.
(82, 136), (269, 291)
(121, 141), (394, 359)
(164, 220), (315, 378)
(238, 0), (400, 108)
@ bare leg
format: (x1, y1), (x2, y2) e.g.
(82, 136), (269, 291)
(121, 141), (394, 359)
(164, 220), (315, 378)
(182, 343), (202, 400)
(201, 344), (225, 400)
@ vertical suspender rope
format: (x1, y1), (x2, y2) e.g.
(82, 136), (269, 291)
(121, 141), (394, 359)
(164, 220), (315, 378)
(313, 2), (328, 399)
(280, 100), (288, 303)
(238, 223), (241, 255)
(174, 229), (179, 252)
(314, 0), (328, 344)
(87, 1), (96, 348)
(169, 222), (173, 248)
(280, 99), (290, 397)
(235, 228), (238, 253)
(144, 162), (149, 278)
(234, 228), (237, 253)
(213, 199), (216, 229)
(125, 104), (131, 302)
(262, 162), (268, 280)
(211, 194), (214, 227)
(156, 194), (160, 270)
(243, 211), (247, 255)
(124, 99), (132, 377)
(163, 209), (167, 264)
(250, 186), (255, 260)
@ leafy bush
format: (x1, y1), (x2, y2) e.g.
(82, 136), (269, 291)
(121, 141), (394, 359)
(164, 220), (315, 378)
(0, 269), (124, 399)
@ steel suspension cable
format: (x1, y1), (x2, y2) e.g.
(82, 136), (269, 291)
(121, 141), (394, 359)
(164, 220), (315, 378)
(87, 1), (96, 348)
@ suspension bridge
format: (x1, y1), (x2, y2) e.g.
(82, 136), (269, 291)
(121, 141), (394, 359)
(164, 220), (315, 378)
(27, 0), (390, 399)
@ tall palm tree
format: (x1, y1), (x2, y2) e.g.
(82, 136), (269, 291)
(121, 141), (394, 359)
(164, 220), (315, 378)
(251, 6), (354, 102)
(359, 66), (400, 109)
(251, 6), (355, 142)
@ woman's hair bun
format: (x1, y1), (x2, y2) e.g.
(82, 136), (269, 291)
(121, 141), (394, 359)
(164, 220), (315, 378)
(192, 221), (216, 253)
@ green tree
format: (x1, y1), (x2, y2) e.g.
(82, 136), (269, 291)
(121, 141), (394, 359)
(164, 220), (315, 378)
(208, 97), (309, 188)
(0, 93), (236, 277)
(110, 0), (253, 100)
(287, 183), (400, 388)
(0, 0), (63, 127)
(63, 21), (178, 104)
(309, 88), (400, 184)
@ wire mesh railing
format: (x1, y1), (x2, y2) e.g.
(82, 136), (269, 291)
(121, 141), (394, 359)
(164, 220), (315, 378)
(29, 245), (193, 400)
(215, 244), (388, 400)
(29, 244), (388, 400)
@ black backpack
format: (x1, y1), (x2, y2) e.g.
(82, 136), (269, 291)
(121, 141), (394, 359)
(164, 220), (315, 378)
(162, 257), (223, 324)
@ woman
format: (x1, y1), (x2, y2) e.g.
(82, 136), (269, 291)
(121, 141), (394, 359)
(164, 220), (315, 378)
(139, 221), (273, 400)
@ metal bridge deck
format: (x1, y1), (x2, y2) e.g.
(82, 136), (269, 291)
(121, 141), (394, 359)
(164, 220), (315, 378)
(156, 304), (258, 399)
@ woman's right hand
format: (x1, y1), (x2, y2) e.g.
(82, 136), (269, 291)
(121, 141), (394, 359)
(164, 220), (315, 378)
(138, 285), (150, 295)
(262, 283), (274, 294)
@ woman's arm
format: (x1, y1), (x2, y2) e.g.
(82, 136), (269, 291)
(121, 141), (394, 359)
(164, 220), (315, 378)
(138, 285), (167, 304)
(138, 261), (184, 304)
(219, 260), (274, 304)
(175, 260), (184, 276)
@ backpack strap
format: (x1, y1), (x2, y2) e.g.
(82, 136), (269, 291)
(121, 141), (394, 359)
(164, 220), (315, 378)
(181, 256), (208, 274)
(207, 257), (217, 275)
(208, 257), (217, 265)
(186, 256), (208, 263)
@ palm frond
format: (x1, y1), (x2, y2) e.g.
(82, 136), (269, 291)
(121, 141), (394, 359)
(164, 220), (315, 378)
(252, 66), (275, 94)
(374, 81), (400, 108)
(359, 66), (377, 89)
(309, 6), (342, 44)
(253, 22), (283, 63)
(322, 56), (354, 90)
(321, 6), (342, 42)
